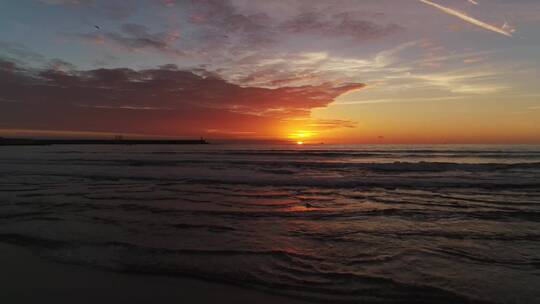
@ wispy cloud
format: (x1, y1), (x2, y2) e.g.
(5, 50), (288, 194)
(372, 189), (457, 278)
(76, 23), (183, 56)
(333, 95), (465, 106)
(419, 0), (513, 37)
(223, 41), (418, 88)
(406, 69), (509, 94)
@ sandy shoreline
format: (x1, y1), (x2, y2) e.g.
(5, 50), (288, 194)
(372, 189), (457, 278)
(0, 242), (307, 304)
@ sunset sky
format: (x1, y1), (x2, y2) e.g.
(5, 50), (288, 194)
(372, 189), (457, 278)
(1, 0), (539, 143)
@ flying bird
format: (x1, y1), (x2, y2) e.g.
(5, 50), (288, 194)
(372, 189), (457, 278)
(419, 0), (513, 37)
(94, 25), (101, 30)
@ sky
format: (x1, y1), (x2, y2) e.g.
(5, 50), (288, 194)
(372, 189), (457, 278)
(1, 0), (539, 143)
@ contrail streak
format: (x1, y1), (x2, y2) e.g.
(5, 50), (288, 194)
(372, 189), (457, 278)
(419, 0), (512, 37)
(468, 0), (479, 5)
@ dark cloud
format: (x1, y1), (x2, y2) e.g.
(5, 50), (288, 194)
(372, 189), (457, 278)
(47, 58), (77, 71)
(281, 11), (402, 40)
(77, 23), (182, 56)
(0, 41), (45, 63)
(190, 0), (271, 33)
(0, 59), (363, 137)
(239, 68), (321, 87)
(307, 119), (357, 129)
(62, 1), (402, 67)
(186, 0), (276, 53)
(185, 1), (399, 51)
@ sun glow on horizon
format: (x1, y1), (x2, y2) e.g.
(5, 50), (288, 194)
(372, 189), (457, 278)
(287, 129), (317, 144)
(289, 130), (315, 139)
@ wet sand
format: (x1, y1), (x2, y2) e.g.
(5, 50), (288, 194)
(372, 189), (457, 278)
(0, 242), (307, 304)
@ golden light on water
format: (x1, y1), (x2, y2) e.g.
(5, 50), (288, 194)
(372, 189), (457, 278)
(296, 141), (304, 145)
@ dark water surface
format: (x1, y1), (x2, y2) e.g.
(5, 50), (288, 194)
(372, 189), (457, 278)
(1, 144), (539, 303)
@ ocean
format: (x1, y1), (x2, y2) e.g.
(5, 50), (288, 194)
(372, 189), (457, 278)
(1, 144), (539, 303)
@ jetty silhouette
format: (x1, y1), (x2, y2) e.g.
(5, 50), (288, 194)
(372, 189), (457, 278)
(0, 137), (209, 146)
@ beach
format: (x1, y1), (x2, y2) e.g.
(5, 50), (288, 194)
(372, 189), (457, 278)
(0, 242), (306, 304)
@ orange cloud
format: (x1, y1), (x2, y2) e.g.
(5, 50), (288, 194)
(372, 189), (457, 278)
(0, 59), (364, 139)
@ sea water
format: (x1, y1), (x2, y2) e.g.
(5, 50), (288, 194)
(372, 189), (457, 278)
(1, 144), (539, 303)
